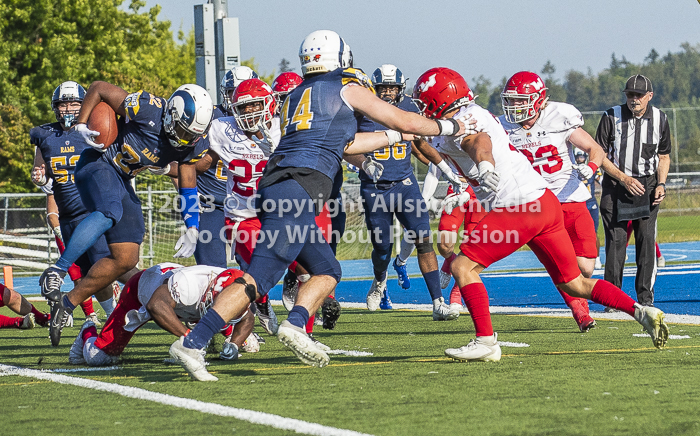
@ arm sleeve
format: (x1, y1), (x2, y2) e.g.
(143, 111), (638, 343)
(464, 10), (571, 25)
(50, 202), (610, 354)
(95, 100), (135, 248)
(421, 163), (440, 200)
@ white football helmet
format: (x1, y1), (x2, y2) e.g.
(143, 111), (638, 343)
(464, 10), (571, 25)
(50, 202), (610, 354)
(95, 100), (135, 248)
(52, 81), (86, 128)
(220, 66), (258, 114)
(298, 30), (352, 77)
(371, 64), (407, 104)
(163, 84), (213, 148)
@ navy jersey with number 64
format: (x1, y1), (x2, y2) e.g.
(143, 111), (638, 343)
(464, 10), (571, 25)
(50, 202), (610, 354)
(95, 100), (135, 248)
(31, 122), (90, 222)
(358, 97), (419, 183)
(273, 67), (373, 179)
(101, 90), (199, 179)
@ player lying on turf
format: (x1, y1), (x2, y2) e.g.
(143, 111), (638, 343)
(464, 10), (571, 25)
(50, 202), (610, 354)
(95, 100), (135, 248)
(168, 29), (471, 381)
(411, 67), (669, 362)
(69, 264), (254, 369)
(0, 283), (49, 330)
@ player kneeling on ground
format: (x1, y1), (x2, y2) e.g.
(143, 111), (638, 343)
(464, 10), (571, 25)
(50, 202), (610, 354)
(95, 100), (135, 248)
(411, 68), (669, 362)
(69, 265), (254, 379)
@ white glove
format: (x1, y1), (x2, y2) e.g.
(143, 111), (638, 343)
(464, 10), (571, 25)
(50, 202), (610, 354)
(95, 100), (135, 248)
(31, 164), (47, 186)
(476, 161), (500, 194)
(74, 123), (104, 151)
(456, 113), (484, 136)
(148, 164), (171, 176)
(442, 185), (471, 215)
(174, 227), (199, 258)
(576, 163), (594, 180)
(362, 156), (384, 183)
(436, 160), (463, 194)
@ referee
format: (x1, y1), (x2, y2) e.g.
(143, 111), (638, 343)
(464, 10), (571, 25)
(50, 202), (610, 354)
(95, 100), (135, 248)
(595, 74), (671, 306)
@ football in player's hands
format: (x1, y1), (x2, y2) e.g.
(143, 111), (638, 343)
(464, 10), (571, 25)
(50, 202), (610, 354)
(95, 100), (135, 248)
(87, 102), (118, 149)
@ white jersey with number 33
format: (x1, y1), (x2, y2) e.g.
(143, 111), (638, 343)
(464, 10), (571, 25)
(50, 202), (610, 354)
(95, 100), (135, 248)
(207, 116), (281, 222)
(499, 102), (591, 203)
(433, 103), (547, 209)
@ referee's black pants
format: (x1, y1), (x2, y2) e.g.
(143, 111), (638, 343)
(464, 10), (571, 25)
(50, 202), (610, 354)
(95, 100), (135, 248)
(600, 175), (659, 306)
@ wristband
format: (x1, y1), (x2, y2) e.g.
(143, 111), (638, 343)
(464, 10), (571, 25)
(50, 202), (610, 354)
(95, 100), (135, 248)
(436, 119), (459, 136)
(178, 187), (200, 229)
(384, 130), (402, 146)
(587, 162), (598, 173)
(657, 183), (666, 190)
(436, 160), (453, 176)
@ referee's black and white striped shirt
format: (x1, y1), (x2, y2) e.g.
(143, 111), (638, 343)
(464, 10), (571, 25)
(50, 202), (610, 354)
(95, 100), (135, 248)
(595, 104), (671, 177)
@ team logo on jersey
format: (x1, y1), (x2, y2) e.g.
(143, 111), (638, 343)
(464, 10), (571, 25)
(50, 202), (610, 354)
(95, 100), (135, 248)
(417, 74), (437, 93)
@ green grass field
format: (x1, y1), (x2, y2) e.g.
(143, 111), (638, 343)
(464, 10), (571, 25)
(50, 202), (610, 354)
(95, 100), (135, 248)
(2, 303), (699, 435)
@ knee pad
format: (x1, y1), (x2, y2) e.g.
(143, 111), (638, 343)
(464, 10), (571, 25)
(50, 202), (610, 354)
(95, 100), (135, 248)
(83, 337), (119, 366)
(235, 277), (258, 303)
(416, 241), (434, 255)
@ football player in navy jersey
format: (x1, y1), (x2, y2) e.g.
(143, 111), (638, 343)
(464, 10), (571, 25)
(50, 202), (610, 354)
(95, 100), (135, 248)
(169, 29), (470, 380)
(31, 81), (130, 325)
(39, 81), (214, 346)
(193, 66), (259, 269)
(349, 64), (458, 320)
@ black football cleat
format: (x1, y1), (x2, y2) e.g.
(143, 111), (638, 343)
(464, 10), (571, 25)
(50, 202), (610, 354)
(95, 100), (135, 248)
(49, 296), (73, 347)
(321, 297), (341, 330)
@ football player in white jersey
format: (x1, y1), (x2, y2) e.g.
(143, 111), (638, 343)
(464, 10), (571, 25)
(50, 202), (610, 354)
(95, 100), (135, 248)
(498, 71), (605, 332)
(68, 264), (253, 380)
(411, 67), (669, 362)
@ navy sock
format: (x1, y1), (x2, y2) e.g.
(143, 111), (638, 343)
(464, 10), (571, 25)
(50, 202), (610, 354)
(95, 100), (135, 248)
(423, 270), (442, 301)
(286, 306), (309, 329)
(374, 269), (387, 283)
(184, 309), (225, 349)
(62, 294), (76, 312)
(55, 212), (113, 271)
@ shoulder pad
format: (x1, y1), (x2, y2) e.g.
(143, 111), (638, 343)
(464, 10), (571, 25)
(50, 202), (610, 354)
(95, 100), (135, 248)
(30, 123), (59, 145)
(341, 68), (375, 94)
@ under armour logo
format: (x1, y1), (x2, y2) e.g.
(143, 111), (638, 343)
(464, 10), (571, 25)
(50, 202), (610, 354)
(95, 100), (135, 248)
(417, 74), (437, 93)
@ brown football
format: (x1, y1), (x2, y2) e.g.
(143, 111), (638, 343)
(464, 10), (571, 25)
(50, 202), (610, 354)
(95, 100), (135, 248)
(87, 102), (118, 149)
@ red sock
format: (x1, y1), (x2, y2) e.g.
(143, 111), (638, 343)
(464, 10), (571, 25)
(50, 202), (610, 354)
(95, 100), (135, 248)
(460, 283), (493, 337)
(326, 295), (335, 300)
(255, 294), (268, 304)
(656, 243), (662, 258)
(80, 298), (95, 317)
(0, 283), (6, 303)
(82, 325), (98, 342)
(220, 324), (234, 337)
(0, 314), (22, 329)
(441, 253), (457, 274)
(306, 315), (315, 334)
(67, 263), (82, 281)
(590, 280), (636, 317)
(31, 306), (49, 325)
(449, 283), (461, 305)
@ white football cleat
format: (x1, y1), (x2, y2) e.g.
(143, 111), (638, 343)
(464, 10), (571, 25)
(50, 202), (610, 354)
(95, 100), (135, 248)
(449, 302), (463, 316)
(656, 256), (666, 268)
(20, 313), (35, 330)
(69, 320), (95, 365)
(433, 297), (459, 321)
(277, 320), (330, 367)
(241, 332), (260, 353)
(86, 312), (102, 328)
(445, 333), (502, 362)
(634, 304), (669, 349)
(309, 334), (331, 352)
(366, 277), (387, 311)
(169, 336), (218, 381)
(255, 299), (279, 335)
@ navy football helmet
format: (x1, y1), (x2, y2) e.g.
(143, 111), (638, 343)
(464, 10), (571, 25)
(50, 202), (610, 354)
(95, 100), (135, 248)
(371, 64), (406, 105)
(220, 66), (259, 115)
(163, 84), (214, 148)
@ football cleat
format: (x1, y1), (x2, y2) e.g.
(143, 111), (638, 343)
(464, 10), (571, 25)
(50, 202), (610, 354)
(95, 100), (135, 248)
(20, 313), (35, 330)
(255, 299), (279, 335)
(282, 271), (299, 312)
(445, 333), (502, 362)
(657, 256), (666, 268)
(169, 336), (218, 381)
(439, 270), (452, 289)
(49, 296), (73, 347)
(241, 332), (260, 353)
(366, 277), (387, 311)
(433, 297), (460, 321)
(393, 257), (411, 289)
(220, 340), (240, 361)
(322, 297), (341, 330)
(309, 334), (331, 352)
(277, 320), (330, 367)
(449, 302), (463, 315)
(569, 299), (596, 332)
(252, 332), (266, 345)
(634, 304), (669, 349)
(379, 289), (393, 310)
(69, 320), (95, 365)
(39, 266), (66, 303)
(86, 312), (102, 328)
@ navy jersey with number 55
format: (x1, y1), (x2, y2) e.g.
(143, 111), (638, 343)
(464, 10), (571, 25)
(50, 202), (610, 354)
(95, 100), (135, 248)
(31, 122), (90, 222)
(101, 90), (199, 178)
(272, 67), (373, 179)
(358, 97), (419, 183)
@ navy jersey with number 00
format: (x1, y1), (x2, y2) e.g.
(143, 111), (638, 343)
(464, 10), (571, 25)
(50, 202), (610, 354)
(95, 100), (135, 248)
(273, 68), (373, 178)
(101, 90), (199, 179)
(194, 105), (228, 207)
(31, 122), (90, 221)
(358, 96), (419, 183)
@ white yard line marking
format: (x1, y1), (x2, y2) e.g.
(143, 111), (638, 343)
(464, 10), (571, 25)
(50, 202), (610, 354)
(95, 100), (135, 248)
(327, 350), (374, 356)
(0, 364), (373, 436)
(498, 342), (530, 348)
(50, 366), (120, 373)
(632, 334), (692, 340)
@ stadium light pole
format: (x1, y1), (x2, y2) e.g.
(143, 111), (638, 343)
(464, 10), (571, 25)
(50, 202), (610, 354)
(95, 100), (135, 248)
(194, 0), (241, 104)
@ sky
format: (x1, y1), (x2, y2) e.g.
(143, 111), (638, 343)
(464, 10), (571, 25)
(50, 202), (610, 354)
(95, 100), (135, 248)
(136, 0), (700, 89)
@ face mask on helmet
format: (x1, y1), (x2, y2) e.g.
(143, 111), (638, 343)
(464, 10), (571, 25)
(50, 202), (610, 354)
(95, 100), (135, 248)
(52, 81), (86, 128)
(371, 65), (406, 105)
(501, 71), (549, 124)
(575, 151), (588, 164)
(298, 30), (352, 77)
(232, 79), (276, 133)
(220, 66), (259, 114)
(164, 84), (213, 148)
(199, 269), (245, 319)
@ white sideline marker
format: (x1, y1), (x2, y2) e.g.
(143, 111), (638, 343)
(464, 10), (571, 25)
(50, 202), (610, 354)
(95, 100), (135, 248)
(0, 364), (374, 436)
